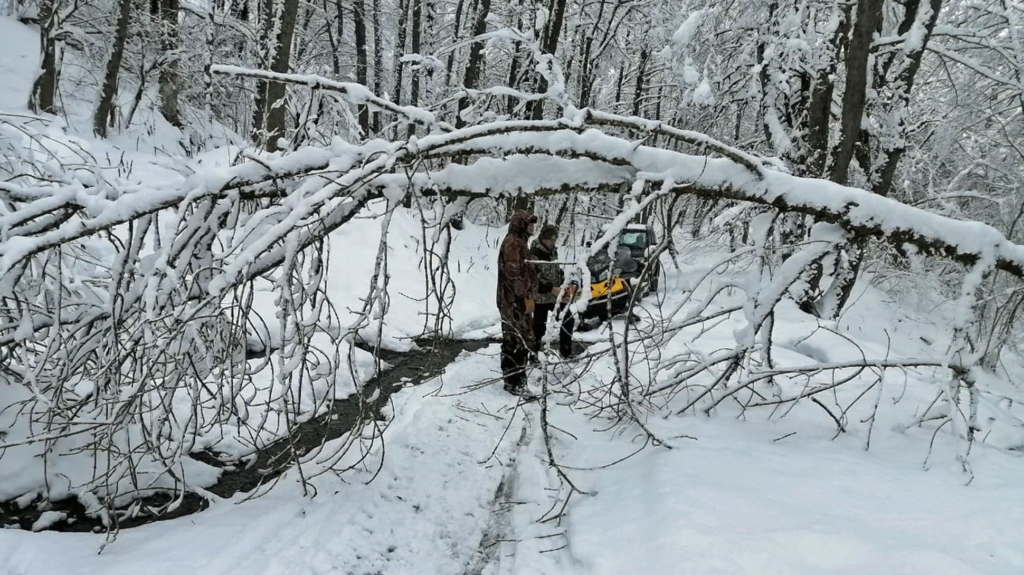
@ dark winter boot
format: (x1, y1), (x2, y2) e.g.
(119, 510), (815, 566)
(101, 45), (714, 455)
(503, 377), (539, 402)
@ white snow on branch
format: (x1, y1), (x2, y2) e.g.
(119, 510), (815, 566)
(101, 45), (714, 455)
(673, 10), (707, 47)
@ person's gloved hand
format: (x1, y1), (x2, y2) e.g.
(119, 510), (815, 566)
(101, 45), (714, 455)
(525, 298), (535, 315)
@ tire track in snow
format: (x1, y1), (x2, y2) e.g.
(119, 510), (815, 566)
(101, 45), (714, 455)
(465, 423), (530, 575)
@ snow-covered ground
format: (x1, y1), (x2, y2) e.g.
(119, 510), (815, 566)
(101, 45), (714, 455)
(2, 14), (1024, 575)
(2, 350), (528, 575)
(4, 249), (1024, 574)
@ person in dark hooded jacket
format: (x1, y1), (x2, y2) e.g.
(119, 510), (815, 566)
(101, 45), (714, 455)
(530, 224), (575, 358)
(497, 210), (538, 395)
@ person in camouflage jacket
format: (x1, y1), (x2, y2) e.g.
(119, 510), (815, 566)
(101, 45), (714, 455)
(497, 210), (538, 395)
(530, 224), (575, 358)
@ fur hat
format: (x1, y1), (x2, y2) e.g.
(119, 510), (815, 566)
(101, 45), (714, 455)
(539, 224), (559, 241)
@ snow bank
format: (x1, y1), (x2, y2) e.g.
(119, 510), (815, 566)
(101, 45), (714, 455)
(0, 348), (525, 574)
(520, 248), (1024, 575)
(0, 17), (38, 111)
(562, 415), (1024, 575)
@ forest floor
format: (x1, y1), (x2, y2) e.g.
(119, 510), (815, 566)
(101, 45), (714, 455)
(3, 331), (1023, 575)
(0, 338), (495, 532)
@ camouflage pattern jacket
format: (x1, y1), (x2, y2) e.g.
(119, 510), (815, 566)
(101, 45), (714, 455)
(529, 240), (563, 305)
(497, 211), (538, 320)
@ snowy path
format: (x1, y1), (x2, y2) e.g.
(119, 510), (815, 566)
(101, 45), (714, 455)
(3, 342), (1024, 575)
(1, 346), (529, 575)
(3, 336), (1024, 575)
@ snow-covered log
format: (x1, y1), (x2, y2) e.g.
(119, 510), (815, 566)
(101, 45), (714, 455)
(5, 119), (1024, 295)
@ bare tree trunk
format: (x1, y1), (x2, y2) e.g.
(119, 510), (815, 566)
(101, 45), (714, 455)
(613, 61), (625, 111)
(804, 3), (853, 178)
(505, 13), (522, 116)
(422, 0), (436, 107)
(757, 1), (779, 146)
(562, 12), (583, 83)
(874, 0), (942, 198)
(828, 0), (942, 319)
(393, 0), (408, 110)
(252, 0), (301, 151)
(830, 0), (883, 185)
(407, 0), (421, 136)
(293, 2), (317, 63)
(445, 0), (468, 89)
(30, 0), (60, 114)
(125, 59), (149, 128)
(94, 0), (133, 137)
(371, 0), (384, 133)
(529, 0), (568, 120)
(353, 0), (369, 133)
(576, 0), (605, 108)
(455, 0), (490, 128)
(157, 0), (182, 127)
(631, 47), (649, 117)
(323, 0), (342, 76)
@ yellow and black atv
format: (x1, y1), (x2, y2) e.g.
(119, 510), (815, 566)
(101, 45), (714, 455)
(579, 224), (661, 329)
(582, 248), (634, 323)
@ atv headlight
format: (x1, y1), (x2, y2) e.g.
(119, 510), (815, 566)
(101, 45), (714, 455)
(599, 270), (610, 281)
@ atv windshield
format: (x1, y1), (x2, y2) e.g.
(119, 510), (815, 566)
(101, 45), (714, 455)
(587, 246), (638, 279)
(619, 231), (648, 249)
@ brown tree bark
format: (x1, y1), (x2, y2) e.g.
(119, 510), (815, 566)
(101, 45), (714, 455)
(830, 0), (884, 185)
(827, 0), (943, 319)
(529, 0), (568, 120)
(455, 0), (491, 128)
(804, 4), (853, 178)
(252, 0), (301, 151)
(874, 0), (943, 198)
(94, 0), (134, 137)
(354, 0), (370, 133)
(30, 0), (59, 114)
(157, 0), (182, 127)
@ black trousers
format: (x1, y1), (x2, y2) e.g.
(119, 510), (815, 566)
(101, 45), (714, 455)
(533, 301), (576, 357)
(500, 314), (532, 390)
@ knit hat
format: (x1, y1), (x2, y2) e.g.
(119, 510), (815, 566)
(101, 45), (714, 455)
(539, 224), (559, 241)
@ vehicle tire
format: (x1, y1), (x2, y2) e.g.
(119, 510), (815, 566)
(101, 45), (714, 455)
(645, 263), (660, 295)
